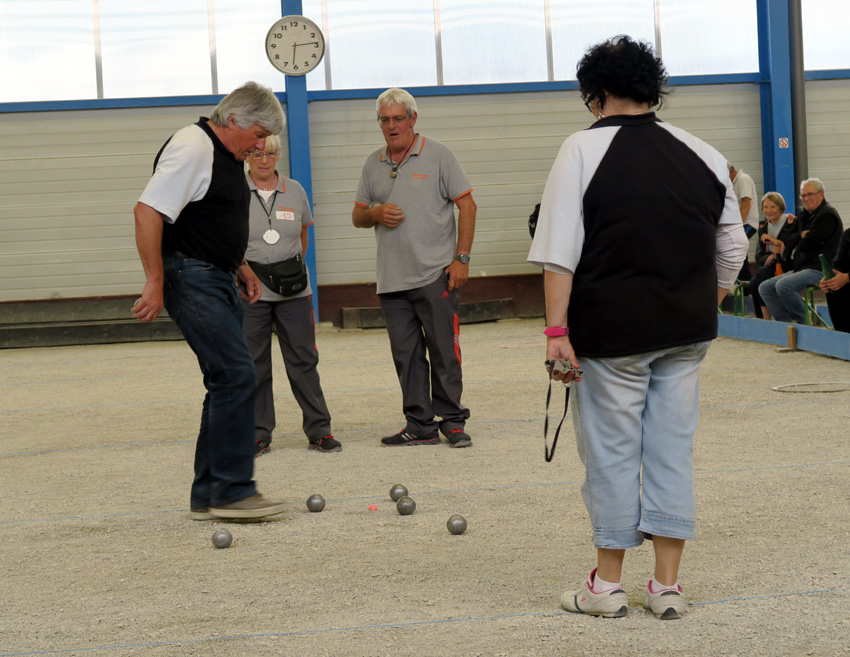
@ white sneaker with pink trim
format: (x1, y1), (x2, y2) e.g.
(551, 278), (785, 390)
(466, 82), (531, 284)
(560, 568), (628, 618)
(644, 580), (687, 620)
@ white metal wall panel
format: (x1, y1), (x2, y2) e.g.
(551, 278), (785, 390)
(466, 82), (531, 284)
(309, 83), (764, 286)
(0, 84), (761, 303)
(806, 79), (850, 225)
(0, 107), (289, 303)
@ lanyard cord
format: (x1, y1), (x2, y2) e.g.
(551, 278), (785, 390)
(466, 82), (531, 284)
(389, 135), (417, 177)
(543, 361), (572, 463)
(253, 188), (278, 231)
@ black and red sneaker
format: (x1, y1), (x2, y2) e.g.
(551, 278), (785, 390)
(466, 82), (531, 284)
(381, 430), (440, 446)
(444, 428), (472, 448)
(309, 435), (342, 452)
(255, 439), (271, 457)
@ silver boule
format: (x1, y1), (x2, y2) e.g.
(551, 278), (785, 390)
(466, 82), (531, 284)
(211, 528), (232, 549)
(446, 514), (468, 535)
(389, 484), (409, 502)
(306, 494), (326, 512)
(396, 496), (416, 515)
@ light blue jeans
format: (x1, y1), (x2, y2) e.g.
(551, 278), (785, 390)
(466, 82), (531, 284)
(757, 268), (823, 323)
(571, 342), (711, 550)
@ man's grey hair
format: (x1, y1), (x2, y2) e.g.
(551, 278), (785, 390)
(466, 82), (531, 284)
(210, 81), (285, 134)
(727, 162), (737, 173)
(800, 178), (825, 193)
(376, 88), (417, 118)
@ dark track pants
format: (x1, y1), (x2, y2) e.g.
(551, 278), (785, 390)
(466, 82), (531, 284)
(378, 272), (469, 438)
(242, 296), (331, 444)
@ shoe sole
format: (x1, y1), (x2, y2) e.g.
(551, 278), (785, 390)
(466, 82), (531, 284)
(447, 439), (472, 448)
(657, 607), (683, 620)
(309, 444), (342, 452)
(190, 510), (214, 521)
(562, 595), (628, 618)
(381, 438), (441, 446)
(255, 449), (271, 457)
(209, 502), (286, 519)
(561, 589), (629, 618)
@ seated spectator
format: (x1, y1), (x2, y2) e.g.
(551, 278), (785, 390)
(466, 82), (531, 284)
(758, 178), (843, 323)
(819, 226), (850, 333)
(749, 192), (795, 319)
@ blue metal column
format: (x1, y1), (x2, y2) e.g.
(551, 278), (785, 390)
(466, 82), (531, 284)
(282, 0), (319, 319)
(757, 0), (796, 206)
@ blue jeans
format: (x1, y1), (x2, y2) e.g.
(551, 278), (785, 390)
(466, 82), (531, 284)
(571, 342), (711, 549)
(163, 256), (257, 508)
(757, 268), (823, 323)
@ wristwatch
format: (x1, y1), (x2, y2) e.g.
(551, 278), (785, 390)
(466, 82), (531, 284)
(454, 254), (470, 264)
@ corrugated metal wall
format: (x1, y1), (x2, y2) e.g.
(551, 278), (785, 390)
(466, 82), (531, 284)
(806, 80), (850, 218)
(308, 83), (765, 286)
(0, 82), (768, 303)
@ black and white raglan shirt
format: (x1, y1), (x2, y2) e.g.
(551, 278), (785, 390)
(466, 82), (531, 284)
(139, 118), (251, 272)
(528, 113), (746, 358)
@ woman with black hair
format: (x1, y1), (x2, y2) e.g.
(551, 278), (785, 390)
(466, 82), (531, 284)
(528, 36), (748, 620)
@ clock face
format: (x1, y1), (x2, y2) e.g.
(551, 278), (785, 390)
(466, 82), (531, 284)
(265, 16), (325, 77)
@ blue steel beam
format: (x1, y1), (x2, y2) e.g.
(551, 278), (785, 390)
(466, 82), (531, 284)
(757, 0), (796, 205)
(282, 0), (319, 319)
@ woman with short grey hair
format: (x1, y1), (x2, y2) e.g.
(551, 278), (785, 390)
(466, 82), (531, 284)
(238, 134), (341, 456)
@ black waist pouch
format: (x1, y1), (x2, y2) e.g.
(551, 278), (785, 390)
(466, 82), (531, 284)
(248, 255), (308, 297)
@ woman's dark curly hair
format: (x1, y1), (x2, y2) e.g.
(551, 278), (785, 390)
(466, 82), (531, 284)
(576, 35), (669, 109)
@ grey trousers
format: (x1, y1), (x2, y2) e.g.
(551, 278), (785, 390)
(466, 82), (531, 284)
(378, 271), (469, 437)
(242, 296), (332, 444)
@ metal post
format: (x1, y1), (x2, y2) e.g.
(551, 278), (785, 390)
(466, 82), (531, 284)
(756, 0), (796, 208)
(282, 0), (320, 320)
(788, 0), (807, 200)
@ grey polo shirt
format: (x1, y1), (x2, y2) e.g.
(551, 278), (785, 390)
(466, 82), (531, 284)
(244, 175), (313, 301)
(355, 134), (472, 294)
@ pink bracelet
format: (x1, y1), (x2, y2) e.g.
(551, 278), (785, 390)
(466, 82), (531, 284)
(543, 326), (569, 337)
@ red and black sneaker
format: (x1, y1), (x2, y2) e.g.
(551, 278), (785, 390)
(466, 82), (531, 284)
(309, 435), (342, 452)
(445, 428), (472, 448)
(381, 430), (440, 446)
(255, 439), (271, 457)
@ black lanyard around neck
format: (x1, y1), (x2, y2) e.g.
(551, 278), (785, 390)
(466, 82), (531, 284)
(254, 188), (278, 230)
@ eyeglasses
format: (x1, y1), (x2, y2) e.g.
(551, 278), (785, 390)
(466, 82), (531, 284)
(800, 192), (822, 199)
(378, 115), (410, 126)
(250, 151), (278, 160)
(584, 101), (594, 114)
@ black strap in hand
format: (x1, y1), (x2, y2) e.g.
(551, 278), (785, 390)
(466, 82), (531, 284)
(544, 361), (572, 463)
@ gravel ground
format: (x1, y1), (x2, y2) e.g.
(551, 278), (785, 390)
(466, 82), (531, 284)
(1, 317), (848, 657)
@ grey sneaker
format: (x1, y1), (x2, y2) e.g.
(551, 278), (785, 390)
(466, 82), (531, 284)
(560, 568), (628, 618)
(190, 507), (213, 521)
(644, 581), (686, 620)
(209, 494), (286, 519)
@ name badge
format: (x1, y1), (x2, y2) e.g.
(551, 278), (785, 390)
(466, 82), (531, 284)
(276, 210), (295, 221)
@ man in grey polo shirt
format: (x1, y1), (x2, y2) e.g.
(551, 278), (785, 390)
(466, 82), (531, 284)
(353, 88), (477, 448)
